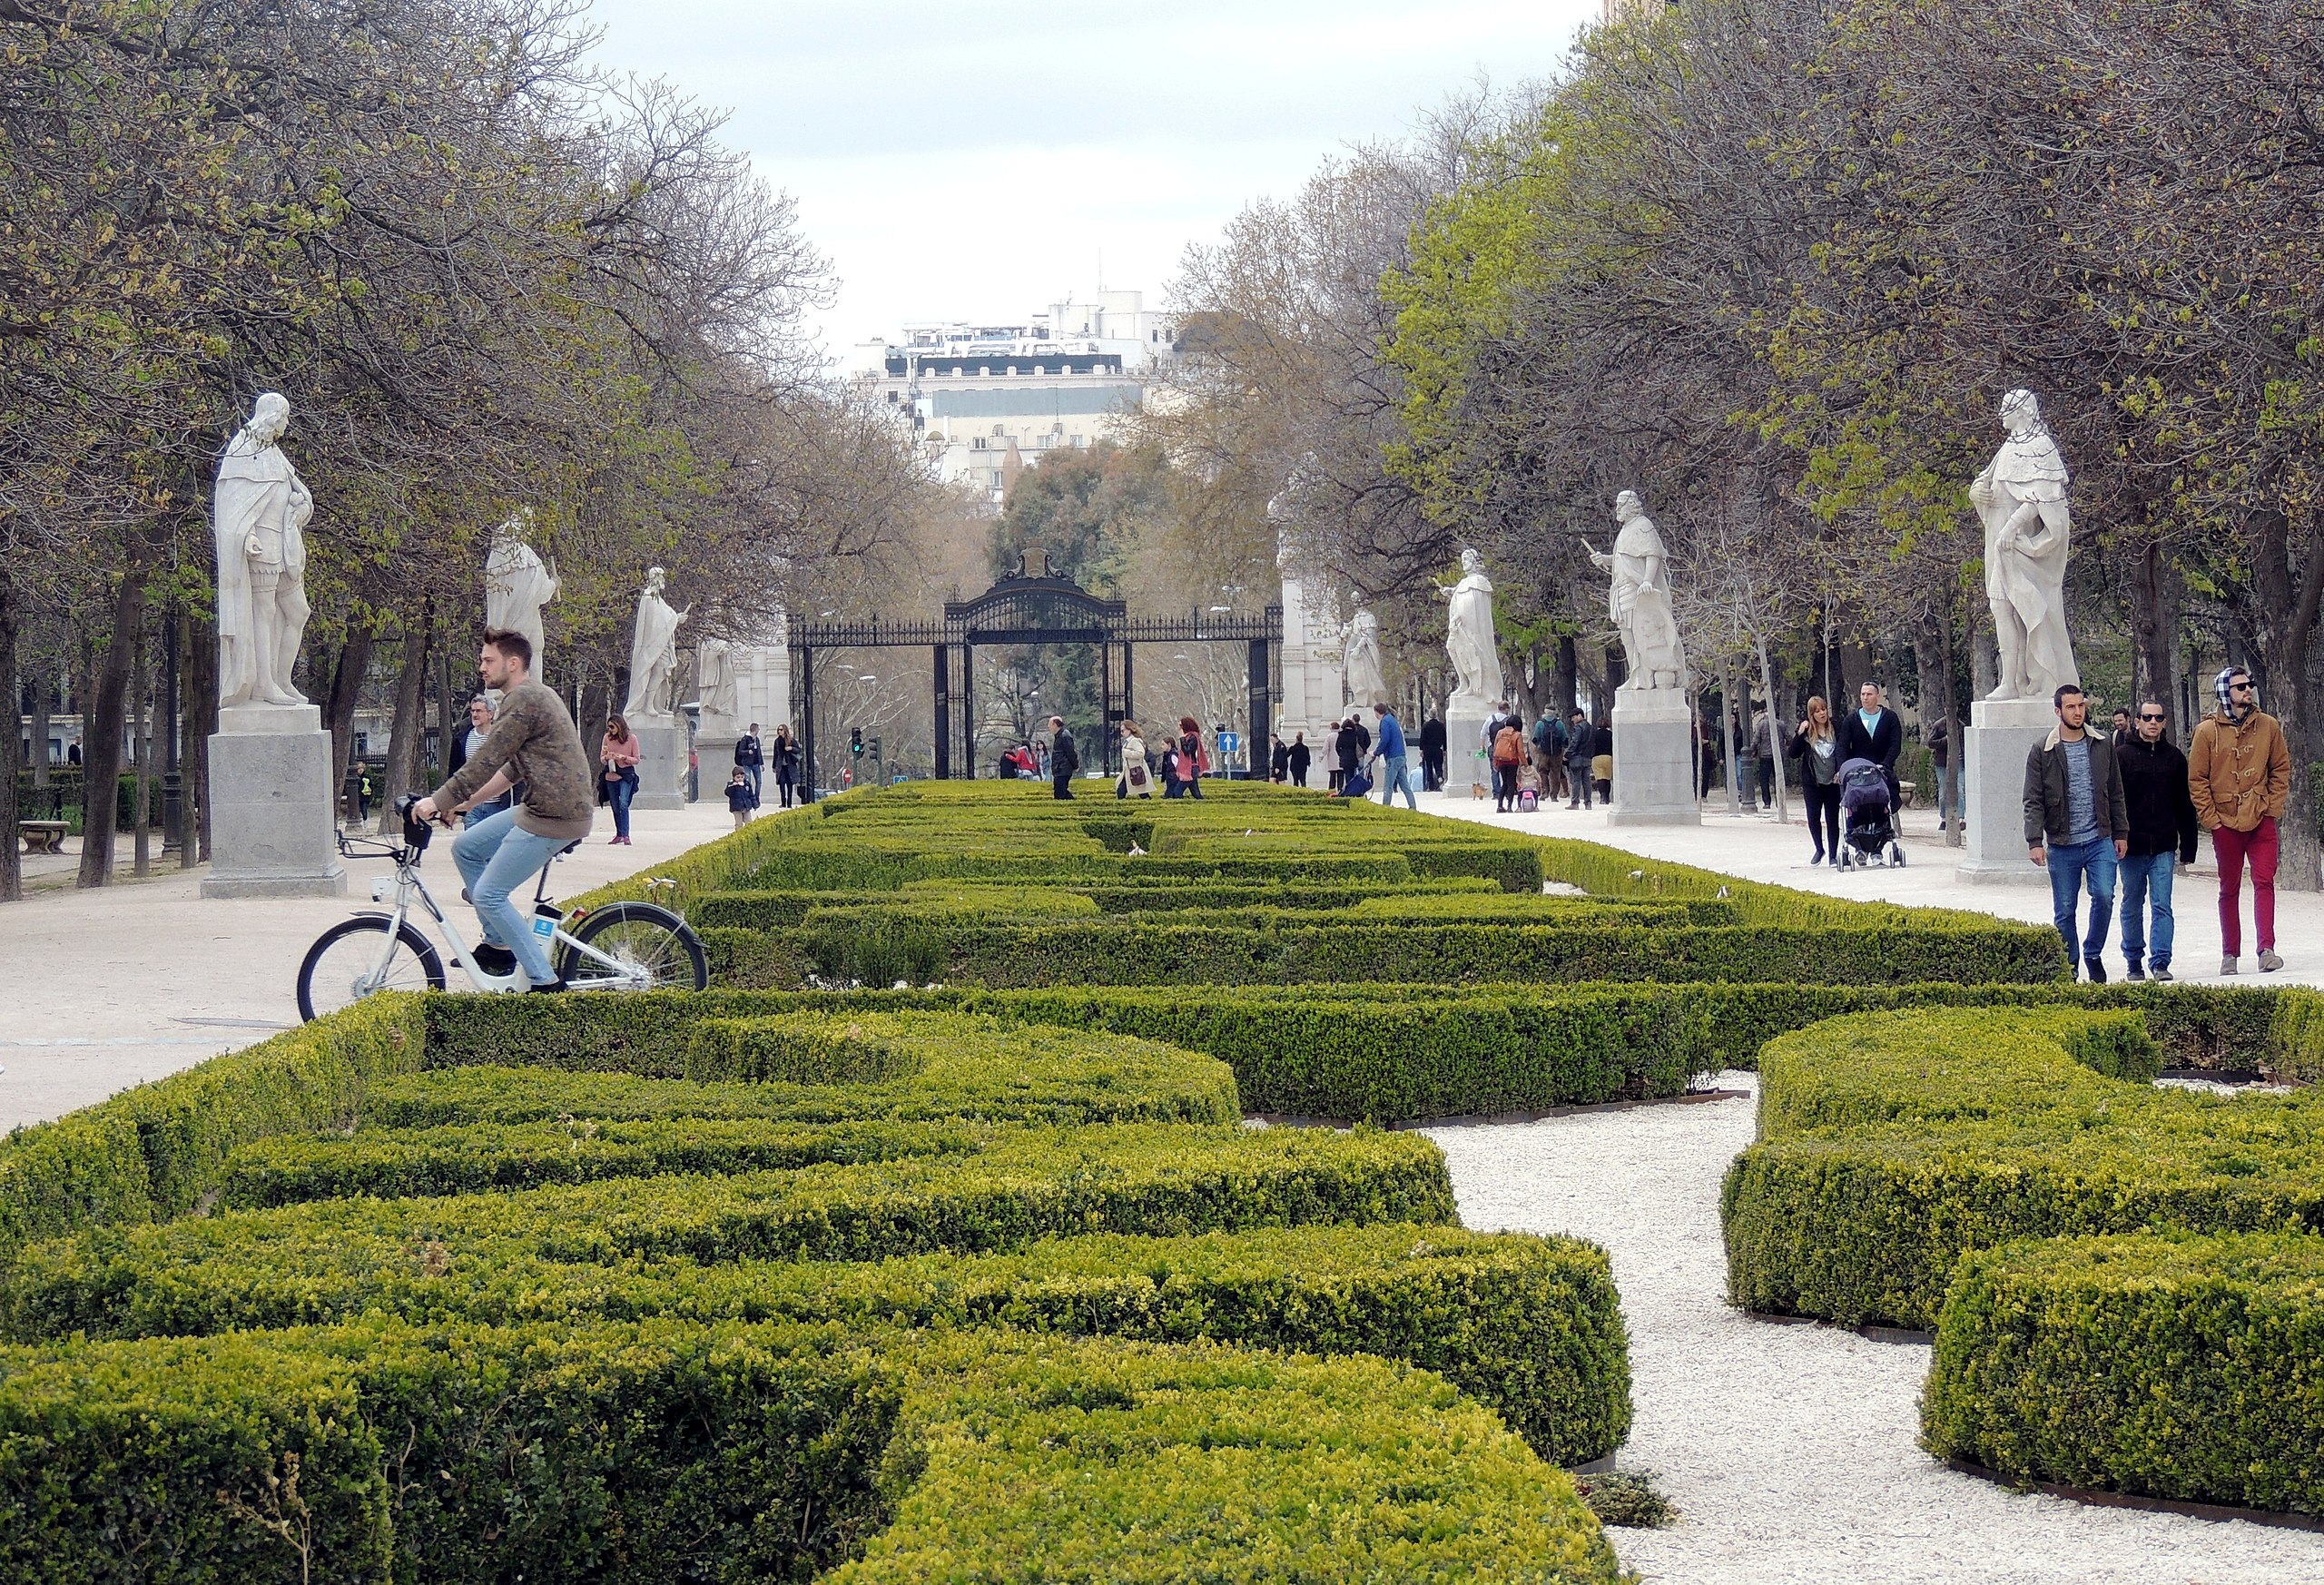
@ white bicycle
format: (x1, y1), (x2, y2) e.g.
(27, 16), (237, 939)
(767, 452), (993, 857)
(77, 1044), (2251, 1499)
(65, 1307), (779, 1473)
(296, 797), (707, 1020)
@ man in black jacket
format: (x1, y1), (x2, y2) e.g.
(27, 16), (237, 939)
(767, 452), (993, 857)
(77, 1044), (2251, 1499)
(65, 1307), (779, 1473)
(2115, 698), (2199, 982)
(1836, 682), (1904, 807)
(1048, 715), (1078, 799)
(1418, 715), (1447, 791)
(734, 724), (764, 802)
(2023, 683), (2130, 981)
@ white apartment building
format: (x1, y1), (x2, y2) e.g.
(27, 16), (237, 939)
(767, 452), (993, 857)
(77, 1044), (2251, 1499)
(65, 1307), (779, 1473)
(848, 290), (1176, 503)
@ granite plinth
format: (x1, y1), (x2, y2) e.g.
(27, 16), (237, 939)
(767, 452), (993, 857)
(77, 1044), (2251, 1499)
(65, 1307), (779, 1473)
(632, 722), (688, 810)
(1608, 691), (1701, 827)
(1444, 711), (1493, 794)
(1957, 697), (2052, 885)
(201, 714), (347, 899)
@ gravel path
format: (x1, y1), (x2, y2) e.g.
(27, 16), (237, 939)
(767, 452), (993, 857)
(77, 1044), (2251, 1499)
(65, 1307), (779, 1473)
(1423, 1076), (2324, 1584)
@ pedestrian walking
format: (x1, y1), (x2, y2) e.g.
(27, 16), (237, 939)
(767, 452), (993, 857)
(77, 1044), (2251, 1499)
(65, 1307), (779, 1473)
(1419, 714), (1447, 791)
(1751, 708), (1774, 809)
(771, 726), (801, 808)
(734, 724), (764, 802)
(1118, 721), (1154, 799)
(1334, 716), (1363, 793)
(1372, 702), (1416, 811)
(2116, 698), (2199, 982)
(1176, 715), (1206, 800)
(1790, 695), (1843, 864)
(2110, 707), (2134, 748)
(2024, 683), (2129, 981)
(1269, 733), (1289, 783)
(724, 766), (758, 830)
(1048, 715), (1078, 800)
(1490, 717), (1525, 812)
(2189, 665), (2291, 975)
(1838, 682), (1904, 809)
(1286, 731), (1312, 789)
(1590, 720), (1614, 804)
(1564, 708), (1597, 809)
(1532, 710), (1570, 802)
(599, 714), (641, 844)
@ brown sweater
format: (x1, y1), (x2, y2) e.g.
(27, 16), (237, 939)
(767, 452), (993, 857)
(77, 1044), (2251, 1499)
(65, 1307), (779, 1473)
(429, 680), (595, 840)
(2189, 707), (2291, 833)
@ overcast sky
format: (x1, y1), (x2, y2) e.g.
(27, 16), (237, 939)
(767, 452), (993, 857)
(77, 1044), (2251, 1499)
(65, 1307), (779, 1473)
(583, 0), (1598, 359)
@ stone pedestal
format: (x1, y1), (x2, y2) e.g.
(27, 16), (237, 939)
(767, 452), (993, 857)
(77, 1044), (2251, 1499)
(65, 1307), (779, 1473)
(202, 703), (348, 899)
(1444, 710), (1492, 795)
(1958, 698), (2050, 884)
(1608, 690), (1701, 826)
(632, 722), (687, 810)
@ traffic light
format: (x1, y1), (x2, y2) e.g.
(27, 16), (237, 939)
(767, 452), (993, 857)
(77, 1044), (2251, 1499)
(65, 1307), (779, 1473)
(851, 727), (864, 758)
(869, 736), (882, 763)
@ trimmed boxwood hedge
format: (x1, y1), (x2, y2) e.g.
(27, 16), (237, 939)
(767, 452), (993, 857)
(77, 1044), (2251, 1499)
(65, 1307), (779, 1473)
(1922, 1229), (2324, 1516)
(0, 1222), (1629, 1466)
(1722, 1009), (2324, 1330)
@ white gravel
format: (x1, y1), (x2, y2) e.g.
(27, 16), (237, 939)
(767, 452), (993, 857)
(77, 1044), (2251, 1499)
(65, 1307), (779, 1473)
(1422, 1073), (2324, 1585)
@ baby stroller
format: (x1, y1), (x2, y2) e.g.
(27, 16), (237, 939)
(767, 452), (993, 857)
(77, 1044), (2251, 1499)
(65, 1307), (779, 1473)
(1835, 757), (1906, 870)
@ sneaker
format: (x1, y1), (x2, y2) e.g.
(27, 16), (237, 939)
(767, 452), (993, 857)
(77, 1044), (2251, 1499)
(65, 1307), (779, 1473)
(527, 978), (569, 994)
(472, 942), (517, 976)
(2084, 958), (2107, 985)
(2260, 949), (2284, 973)
(1810, 852), (1825, 865)
(2221, 956), (2239, 976)
(2125, 964), (2146, 982)
(2152, 965), (2173, 982)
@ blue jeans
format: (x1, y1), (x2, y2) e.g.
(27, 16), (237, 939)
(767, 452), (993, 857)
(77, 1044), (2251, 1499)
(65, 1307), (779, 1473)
(452, 808), (572, 985)
(2045, 836), (2117, 968)
(1377, 753), (1415, 810)
(2117, 852), (2177, 971)
(606, 769), (636, 839)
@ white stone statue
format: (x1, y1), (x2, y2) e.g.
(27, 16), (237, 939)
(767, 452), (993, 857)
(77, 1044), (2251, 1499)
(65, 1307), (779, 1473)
(1586, 491), (1687, 691)
(697, 634), (740, 724)
(213, 392), (314, 708)
(622, 566), (689, 719)
(484, 514), (558, 675)
(1970, 389), (2079, 701)
(1434, 547), (1502, 713)
(1342, 608), (1387, 707)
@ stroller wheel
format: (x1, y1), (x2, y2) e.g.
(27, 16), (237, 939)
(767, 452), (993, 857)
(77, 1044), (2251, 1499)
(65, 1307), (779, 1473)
(1891, 843), (1907, 868)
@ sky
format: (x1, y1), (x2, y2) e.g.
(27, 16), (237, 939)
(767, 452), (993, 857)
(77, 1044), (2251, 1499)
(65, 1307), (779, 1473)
(581, 0), (1600, 361)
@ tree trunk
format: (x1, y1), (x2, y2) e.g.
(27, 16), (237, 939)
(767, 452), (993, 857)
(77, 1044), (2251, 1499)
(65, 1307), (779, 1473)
(379, 604), (431, 833)
(1555, 635), (1578, 722)
(27, 649), (51, 790)
(132, 608), (152, 878)
(185, 614), (216, 865)
(1719, 659), (1740, 814)
(2252, 509), (2323, 891)
(324, 631), (374, 824)
(0, 585), (21, 901)
(2132, 540), (2180, 719)
(1756, 637), (1787, 826)
(1934, 584), (1964, 849)
(77, 571), (144, 888)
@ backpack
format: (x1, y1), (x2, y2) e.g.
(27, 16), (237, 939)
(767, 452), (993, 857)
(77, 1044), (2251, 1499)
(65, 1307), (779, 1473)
(1518, 787), (1540, 812)
(1492, 725), (1524, 766)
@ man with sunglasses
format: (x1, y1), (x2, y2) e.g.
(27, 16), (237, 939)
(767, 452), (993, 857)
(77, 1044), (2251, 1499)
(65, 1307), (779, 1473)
(2115, 701), (2199, 981)
(2190, 667), (2290, 975)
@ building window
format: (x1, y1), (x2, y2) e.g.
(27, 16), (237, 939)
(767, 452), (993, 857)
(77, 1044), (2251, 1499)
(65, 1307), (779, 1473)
(980, 365), (990, 376)
(1032, 364), (1044, 375)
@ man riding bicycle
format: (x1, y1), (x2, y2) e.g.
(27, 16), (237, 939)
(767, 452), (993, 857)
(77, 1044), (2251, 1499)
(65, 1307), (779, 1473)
(412, 628), (594, 991)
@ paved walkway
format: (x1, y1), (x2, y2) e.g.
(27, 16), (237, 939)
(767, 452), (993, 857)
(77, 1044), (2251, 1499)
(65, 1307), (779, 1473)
(1414, 787), (2324, 989)
(0, 802), (736, 1129)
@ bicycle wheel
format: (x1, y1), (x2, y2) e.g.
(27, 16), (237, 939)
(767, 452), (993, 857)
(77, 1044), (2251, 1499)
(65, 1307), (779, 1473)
(298, 916), (445, 1021)
(559, 901), (708, 991)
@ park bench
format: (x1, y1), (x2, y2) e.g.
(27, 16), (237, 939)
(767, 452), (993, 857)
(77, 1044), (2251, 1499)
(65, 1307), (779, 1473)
(18, 820), (68, 854)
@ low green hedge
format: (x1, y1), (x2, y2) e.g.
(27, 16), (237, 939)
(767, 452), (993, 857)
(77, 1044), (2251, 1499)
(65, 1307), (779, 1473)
(215, 1117), (979, 1208)
(1923, 1229), (2324, 1516)
(0, 1222), (1629, 1466)
(685, 1011), (927, 1084)
(0, 1316), (898, 1584)
(835, 1333), (1620, 1583)
(3, 1123), (1458, 1343)
(1722, 1009), (2324, 1329)
(776, 918), (2069, 989)
(2270, 986), (2324, 1083)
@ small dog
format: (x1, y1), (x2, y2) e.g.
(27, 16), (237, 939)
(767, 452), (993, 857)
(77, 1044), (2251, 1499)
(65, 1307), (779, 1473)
(1471, 782), (1488, 800)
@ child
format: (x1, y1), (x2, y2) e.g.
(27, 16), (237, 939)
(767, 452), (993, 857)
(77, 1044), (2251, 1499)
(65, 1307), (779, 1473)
(724, 766), (758, 831)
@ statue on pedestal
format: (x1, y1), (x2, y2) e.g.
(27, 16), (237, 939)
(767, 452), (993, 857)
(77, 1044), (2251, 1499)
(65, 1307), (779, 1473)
(213, 392), (314, 708)
(1343, 608), (1386, 707)
(1970, 389), (2079, 701)
(1435, 547), (1502, 713)
(1586, 491), (1687, 691)
(622, 566), (688, 720)
(484, 514), (558, 676)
